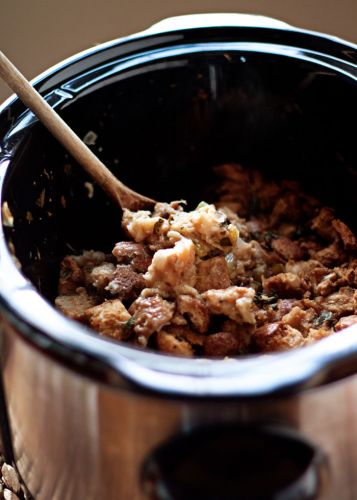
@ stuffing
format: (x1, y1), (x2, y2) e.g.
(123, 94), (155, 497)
(129, 293), (175, 345)
(156, 329), (194, 357)
(204, 331), (245, 357)
(335, 315), (357, 331)
(263, 273), (306, 298)
(202, 286), (256, 324)
(122, 209), (167, 242)
(56, 163), (357, 356)
(254, 322), (305, 352)
(144, 233), (196, 292)
(271, 237), (304, 261)
(112, 241), (152, 273)
(176, 295), (210, 333)
(195, 256), (231, 292)
(84, 299), (131, 339)
(55, 287), (98, 320)
(105, 265), (146, 301)
(90, 263), (116, 290)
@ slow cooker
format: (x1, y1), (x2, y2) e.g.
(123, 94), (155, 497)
(1, 13), (357, 499)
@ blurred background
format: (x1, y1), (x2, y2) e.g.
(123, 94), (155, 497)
(0, 0), (356, 102)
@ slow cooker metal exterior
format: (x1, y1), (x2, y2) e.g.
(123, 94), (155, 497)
(1, 13), (357, 499)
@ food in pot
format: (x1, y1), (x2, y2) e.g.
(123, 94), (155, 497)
(55, 163), (357, 357)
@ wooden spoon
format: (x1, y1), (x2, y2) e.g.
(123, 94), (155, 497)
(0, 50), (156, 211)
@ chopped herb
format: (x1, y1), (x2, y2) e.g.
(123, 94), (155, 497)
(254, 290), (278, 306)
(313, 311), (333, 327)
(123, 317), (136, 336)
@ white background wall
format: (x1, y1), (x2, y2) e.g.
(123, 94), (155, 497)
(0, 0), (356, 102)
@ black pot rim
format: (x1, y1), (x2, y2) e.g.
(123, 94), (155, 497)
(1, 13), (357, 399)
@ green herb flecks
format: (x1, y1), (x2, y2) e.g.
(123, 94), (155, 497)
(313, 311), (333, 327)
(123, 316), (136, 337)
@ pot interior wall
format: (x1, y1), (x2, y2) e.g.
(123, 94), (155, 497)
(3, 48), (357, 300)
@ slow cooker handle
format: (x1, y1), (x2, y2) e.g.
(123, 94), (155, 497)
(145, 13), (292, 35)
(141, 424), (328, 500)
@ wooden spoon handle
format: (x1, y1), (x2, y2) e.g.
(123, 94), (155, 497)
(0, 50), (155, 211)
